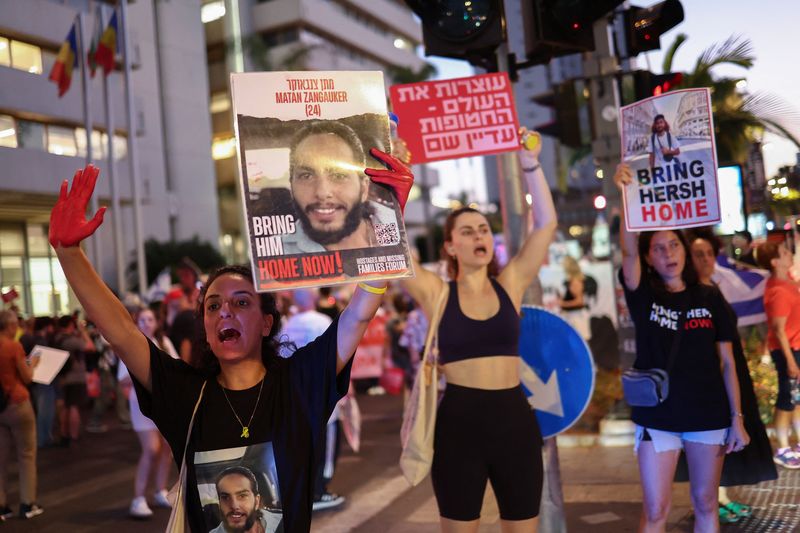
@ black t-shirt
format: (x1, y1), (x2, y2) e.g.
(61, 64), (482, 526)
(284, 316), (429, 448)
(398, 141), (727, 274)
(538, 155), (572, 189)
(620, 271), (736, 432)
(132, 318), (351, 533)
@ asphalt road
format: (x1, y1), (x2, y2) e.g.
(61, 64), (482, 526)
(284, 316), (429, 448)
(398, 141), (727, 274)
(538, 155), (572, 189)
(2, 393), (798, 532)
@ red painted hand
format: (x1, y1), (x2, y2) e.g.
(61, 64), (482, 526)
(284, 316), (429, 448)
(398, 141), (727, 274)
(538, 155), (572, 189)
(365, 148), (414, 215)
(49, 164), (107, 248)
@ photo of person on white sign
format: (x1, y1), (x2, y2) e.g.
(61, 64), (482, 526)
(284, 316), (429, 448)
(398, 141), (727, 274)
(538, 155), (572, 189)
(619, 88), (721, 231)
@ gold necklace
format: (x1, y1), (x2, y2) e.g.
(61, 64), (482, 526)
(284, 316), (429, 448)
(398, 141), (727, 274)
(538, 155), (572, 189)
(220, 377), (265, 439)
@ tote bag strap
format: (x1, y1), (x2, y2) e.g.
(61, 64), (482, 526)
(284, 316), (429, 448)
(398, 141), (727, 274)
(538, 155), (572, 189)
(422, 283), (450, 369)
(166, 380), (207, 532)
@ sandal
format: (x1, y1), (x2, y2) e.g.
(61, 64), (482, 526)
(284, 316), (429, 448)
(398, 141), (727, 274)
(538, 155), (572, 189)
(718, 504), (739, 524)
(722, 501), (752, 518)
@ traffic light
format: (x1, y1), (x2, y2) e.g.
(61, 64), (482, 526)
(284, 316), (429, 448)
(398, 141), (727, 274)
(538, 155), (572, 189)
(531, 79), (588, 148)
(624, 0), (684, 56)
(632, 70), (683, 100)
(522, 0), (625, 65)
(404, 0), (506, 70)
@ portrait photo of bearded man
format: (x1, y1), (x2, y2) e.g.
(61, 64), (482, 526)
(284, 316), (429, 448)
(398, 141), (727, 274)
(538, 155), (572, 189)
(280, 120), (398, 254)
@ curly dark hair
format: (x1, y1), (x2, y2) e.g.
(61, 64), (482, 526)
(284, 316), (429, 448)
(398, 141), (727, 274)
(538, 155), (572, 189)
(637, 230), (698, 295)
(191, 265), (283, 376)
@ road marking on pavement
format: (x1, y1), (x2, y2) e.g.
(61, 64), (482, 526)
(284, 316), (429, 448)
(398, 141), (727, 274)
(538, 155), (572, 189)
(580, 511), (621, 524)
(312, 473), (410, 532)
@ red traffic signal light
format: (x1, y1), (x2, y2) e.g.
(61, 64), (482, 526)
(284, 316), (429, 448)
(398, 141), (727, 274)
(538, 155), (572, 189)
(631, 70), (683, 100)
(522, 0), (625, 65)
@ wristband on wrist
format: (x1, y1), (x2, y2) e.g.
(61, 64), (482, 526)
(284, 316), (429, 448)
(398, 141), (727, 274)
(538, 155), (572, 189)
(358, 282), (387, 295)
(731, 411), (743, 418)
(522, 163), (541, 173)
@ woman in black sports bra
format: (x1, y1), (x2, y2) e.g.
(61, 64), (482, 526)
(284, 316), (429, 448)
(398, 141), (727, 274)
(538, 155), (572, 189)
(380, 128), (556, 532)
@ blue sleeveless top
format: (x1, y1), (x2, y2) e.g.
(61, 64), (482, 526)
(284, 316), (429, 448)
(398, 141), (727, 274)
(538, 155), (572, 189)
(437, 278), (520, 364)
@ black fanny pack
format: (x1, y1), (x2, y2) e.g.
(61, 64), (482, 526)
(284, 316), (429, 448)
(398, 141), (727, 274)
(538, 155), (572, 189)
(622, 295), (687, 407)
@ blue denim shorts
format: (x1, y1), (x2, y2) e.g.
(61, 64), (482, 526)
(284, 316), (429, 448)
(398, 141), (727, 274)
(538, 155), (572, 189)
(634, 425), (728, 453)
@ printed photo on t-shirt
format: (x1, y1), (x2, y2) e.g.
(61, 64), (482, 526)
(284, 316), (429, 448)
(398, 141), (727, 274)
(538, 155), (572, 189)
(194, 442), (283, 533)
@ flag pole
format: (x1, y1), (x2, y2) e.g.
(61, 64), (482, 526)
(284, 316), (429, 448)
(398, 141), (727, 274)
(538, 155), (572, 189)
(120, 0), (147, 297)
(77, 12), (101, 269)
(101, 8), (126, 295)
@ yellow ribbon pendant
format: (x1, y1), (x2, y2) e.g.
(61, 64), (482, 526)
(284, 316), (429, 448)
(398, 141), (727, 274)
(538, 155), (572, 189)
(241, 427), (250, 439)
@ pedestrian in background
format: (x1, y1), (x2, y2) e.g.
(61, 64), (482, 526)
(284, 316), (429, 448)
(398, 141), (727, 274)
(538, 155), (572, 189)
(684, 229), (777, 523)
(20, 317), (58, 448)
(0, 309), (43, 520)
(559, 255), (591, 340)
(53, 314), (95, 446)
(118, 307), (178, 518)
(615, 163), (749, 533)
(755, 240), (800, 468)
(383, 128), (555, 531)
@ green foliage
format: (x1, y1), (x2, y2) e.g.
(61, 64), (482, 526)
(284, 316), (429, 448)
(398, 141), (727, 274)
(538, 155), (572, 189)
(128, 237), (227, 291)
(386, 63), (438, 85)
(229, 34), (316, 72)
(662, 34), (800, 165)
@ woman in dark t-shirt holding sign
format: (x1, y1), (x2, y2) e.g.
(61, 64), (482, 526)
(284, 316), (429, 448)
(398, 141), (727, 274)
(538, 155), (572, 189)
(614, 164), (749, 533)
(48, 155), (411, 533)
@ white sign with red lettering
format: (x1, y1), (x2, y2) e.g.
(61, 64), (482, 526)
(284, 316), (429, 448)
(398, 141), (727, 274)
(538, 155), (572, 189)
(619, 88), (721, 231)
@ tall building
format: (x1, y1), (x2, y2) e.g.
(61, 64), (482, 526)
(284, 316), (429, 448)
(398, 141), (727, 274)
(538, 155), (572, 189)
(0, 0), (218, 316)
(201, 0), (424, 262)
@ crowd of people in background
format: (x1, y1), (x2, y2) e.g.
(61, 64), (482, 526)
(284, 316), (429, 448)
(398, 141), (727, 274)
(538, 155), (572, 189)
(0, 254), (437, 522)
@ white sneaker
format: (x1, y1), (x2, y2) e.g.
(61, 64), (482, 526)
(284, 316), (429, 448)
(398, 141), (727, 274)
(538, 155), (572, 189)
(153, 489), (172, 508)
(129, 496), (153, 518)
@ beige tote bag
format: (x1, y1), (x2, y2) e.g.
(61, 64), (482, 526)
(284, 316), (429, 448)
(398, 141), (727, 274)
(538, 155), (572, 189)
(400, 284), (449, 486)
(166, 380), (207, 533)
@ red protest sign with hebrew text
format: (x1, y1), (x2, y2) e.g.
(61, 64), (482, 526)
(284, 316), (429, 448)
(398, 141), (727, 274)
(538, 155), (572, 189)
(390, 72), (520, 164)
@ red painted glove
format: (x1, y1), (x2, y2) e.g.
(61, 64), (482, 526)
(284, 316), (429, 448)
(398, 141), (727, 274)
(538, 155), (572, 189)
(365, 148), (414, 215)
(49, 164), (107, 248)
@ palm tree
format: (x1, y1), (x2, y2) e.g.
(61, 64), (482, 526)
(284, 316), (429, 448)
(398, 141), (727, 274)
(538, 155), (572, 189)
(661, 34), (800, 165)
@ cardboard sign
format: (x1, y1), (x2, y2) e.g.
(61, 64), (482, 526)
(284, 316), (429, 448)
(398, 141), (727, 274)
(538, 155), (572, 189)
(231, 71), (413, 291)
(389, 72), (520, 163)
(619, 88), (721, 231)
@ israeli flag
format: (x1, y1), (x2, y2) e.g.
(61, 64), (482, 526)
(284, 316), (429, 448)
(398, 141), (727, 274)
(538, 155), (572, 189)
(712, 255), (769, 326)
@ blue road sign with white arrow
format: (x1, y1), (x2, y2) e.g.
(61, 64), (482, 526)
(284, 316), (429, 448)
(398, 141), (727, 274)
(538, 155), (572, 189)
(519, 306), (595, 439)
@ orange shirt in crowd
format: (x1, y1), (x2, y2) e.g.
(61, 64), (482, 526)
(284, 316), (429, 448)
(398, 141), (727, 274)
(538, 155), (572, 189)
(0, 336), (30, 404)
(764, 277), (800, 351)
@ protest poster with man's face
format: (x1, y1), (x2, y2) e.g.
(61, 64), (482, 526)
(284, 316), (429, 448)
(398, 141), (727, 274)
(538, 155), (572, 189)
(619, 88), (721, 231)
(231, 72), (412, 291)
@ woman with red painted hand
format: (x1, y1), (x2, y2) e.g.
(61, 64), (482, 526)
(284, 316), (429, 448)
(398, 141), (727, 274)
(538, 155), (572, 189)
(373, 127), (556, 533)
(614, 163), (749, 533)
(48, 158), (407, 532)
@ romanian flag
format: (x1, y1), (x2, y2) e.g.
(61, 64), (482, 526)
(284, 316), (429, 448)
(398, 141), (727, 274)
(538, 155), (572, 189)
(48, 22), (78, 97)
(94, 10), (118, 76)
(87, 8), (103, 77)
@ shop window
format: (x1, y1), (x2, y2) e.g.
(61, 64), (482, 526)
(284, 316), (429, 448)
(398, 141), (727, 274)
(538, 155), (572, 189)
(210, 92), (231, 114)
(47, 126), (78, 157)
(0, 38), (10, 67)
(0, 115), (17, 148)
(16, 120), (46, 150)
(10, 40), (43, 74)
(76, 127), (105, 159)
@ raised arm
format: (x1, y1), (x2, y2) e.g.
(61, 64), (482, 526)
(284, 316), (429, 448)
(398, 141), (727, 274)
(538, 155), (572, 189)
(614, 163), (641, 291)
(500, 129), (557, 302)
(50, 165), (152, 389)
(365, 148), (445, 317)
